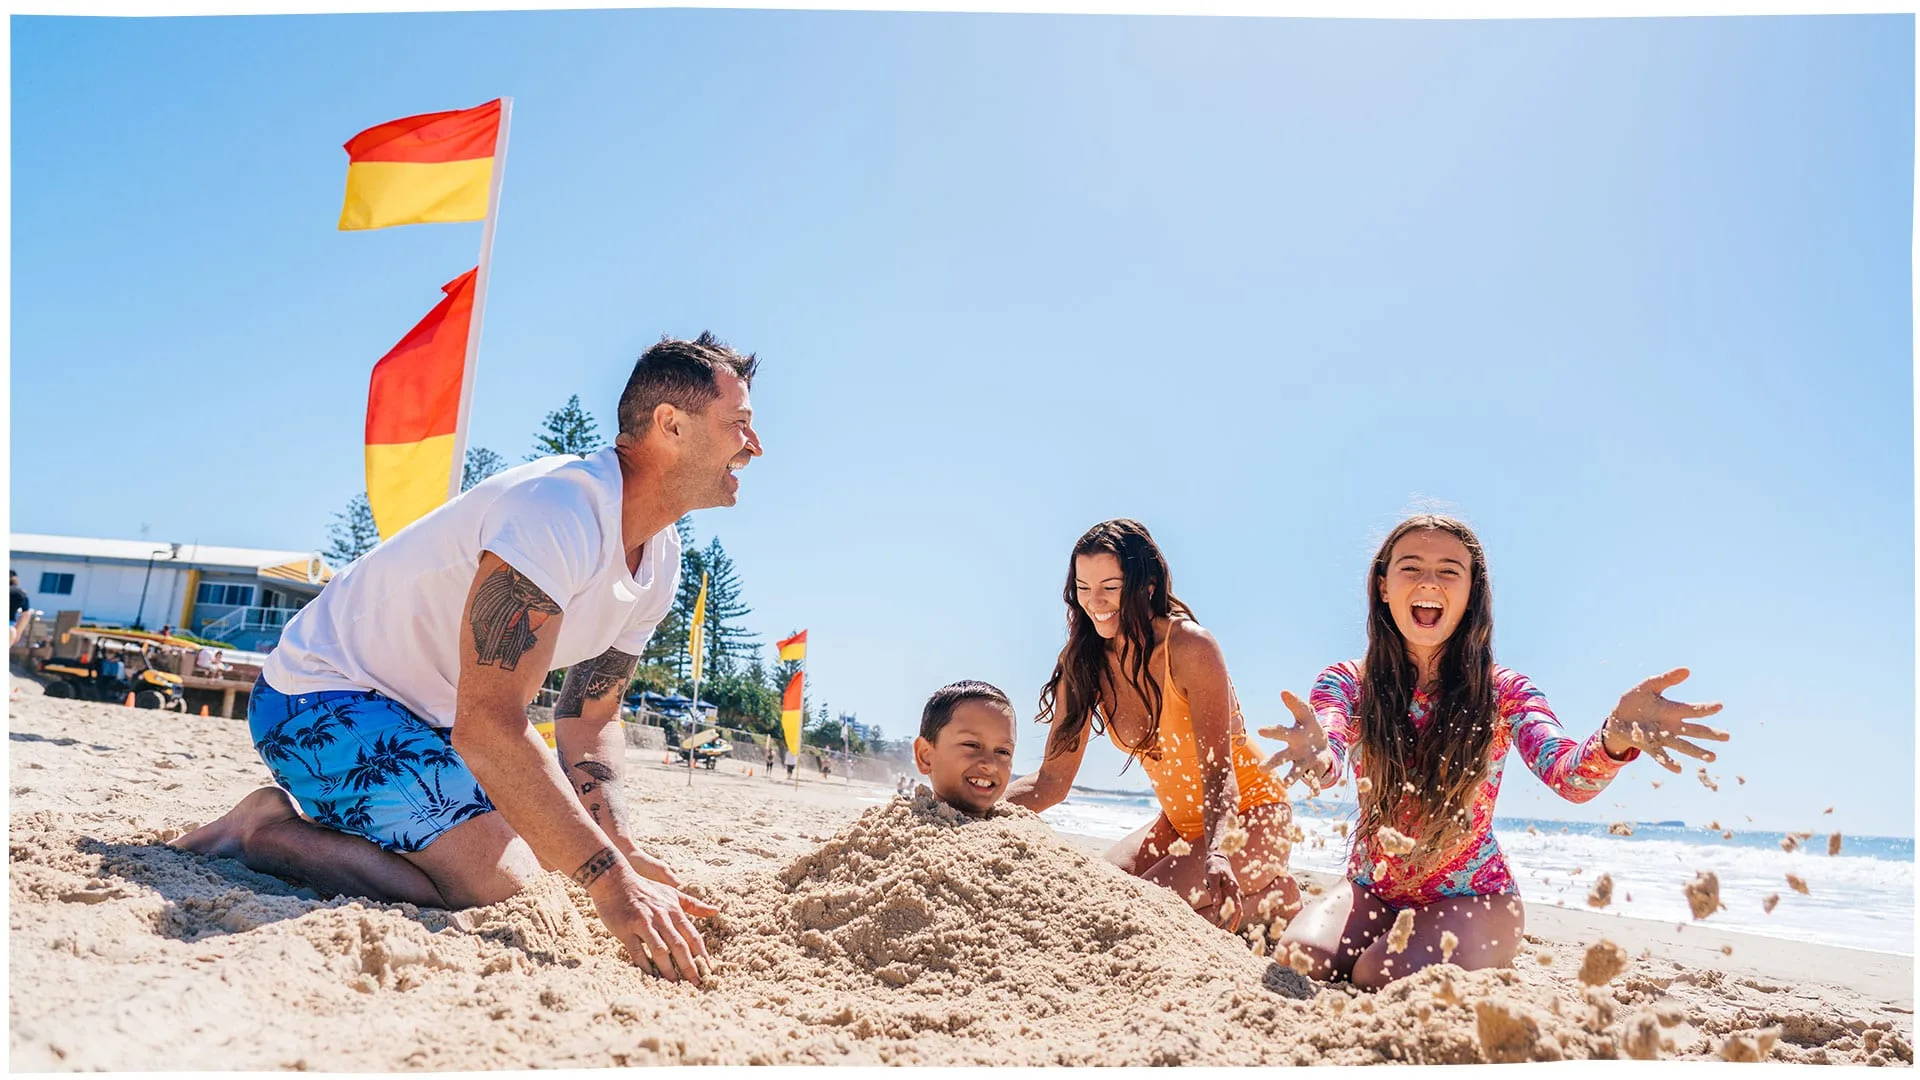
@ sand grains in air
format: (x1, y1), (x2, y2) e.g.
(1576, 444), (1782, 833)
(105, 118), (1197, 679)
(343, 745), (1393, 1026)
(1682, 872), (1725, 920)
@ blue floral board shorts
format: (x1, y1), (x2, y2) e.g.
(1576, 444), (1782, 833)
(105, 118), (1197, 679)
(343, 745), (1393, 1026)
(247, 677), (496, 853)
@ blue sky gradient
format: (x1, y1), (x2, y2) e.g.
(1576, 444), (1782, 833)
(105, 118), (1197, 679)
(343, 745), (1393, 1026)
(10, 12), (1913, 834)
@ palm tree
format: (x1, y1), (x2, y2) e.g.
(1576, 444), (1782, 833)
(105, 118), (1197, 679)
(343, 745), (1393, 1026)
(450, 783), (494, 826)
(291, 711), (344, 794)
(309, 797), (346, 832)
(258, 723), (329, 789)
(338, 797), (376, 835)
(343, 752), (394, 794)
(416, 744), (462, 809)
(343, 733), (432, 802)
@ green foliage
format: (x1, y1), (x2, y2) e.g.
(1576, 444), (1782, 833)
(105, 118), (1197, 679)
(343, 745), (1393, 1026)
(324, 492), (380, 566)
(629, 662), (678, 697)
(323, 447), (503, 570)
(528, 395), (605, 459)
(165, 631), (237, 649)
(462, 446), (508, 491)
(646, 521), (761, 687)
(692, 666), (780, 733)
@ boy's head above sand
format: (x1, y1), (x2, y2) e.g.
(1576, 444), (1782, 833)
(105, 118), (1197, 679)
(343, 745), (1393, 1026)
(913, 681), (1017, 816)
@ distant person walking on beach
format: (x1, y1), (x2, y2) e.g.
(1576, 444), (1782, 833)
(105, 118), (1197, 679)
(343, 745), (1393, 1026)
(176, 334), (764, 982)
(1265, 514), (1728, 988)
(1007, 519), (1303, 932)
(784, 750), (797, 779)
(764, 741), (777, 779)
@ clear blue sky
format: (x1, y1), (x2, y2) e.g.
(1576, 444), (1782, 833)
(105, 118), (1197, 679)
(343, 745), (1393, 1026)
(10, 12), (1913, 835)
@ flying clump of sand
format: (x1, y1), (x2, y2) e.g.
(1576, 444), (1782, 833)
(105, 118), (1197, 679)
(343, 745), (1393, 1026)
(7, 685), (1912, 1068)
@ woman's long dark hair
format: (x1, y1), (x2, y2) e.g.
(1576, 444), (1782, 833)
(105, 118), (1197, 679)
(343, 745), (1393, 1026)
(1036, 519), (1193, 767)
(1355, 514), (1498, 857)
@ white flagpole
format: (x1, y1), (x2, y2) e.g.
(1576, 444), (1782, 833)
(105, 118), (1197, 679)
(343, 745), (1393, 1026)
(446, 97), (512, 501)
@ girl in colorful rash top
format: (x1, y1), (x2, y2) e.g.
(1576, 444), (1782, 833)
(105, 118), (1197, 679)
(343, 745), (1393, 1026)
(1007, 519), (1302, 930)
(1262, 514), (1727, 988)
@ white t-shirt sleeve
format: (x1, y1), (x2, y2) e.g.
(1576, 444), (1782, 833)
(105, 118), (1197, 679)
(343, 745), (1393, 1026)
(476, 474), (604, 613)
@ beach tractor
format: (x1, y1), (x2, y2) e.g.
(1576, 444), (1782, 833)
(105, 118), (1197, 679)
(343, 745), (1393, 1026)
(671, 728), (732, 770)
(37, 637), (188, 711)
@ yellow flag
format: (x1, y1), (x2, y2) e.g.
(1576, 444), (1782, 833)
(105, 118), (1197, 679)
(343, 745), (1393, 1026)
(688, 572), (709, 680)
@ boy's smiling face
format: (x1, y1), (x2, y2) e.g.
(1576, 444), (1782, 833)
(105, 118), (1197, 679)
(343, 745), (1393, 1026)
(913, 700), (1017, 816)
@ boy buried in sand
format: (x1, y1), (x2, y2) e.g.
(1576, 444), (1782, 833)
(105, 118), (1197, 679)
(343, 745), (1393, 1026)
(912, 681), (1017, 816)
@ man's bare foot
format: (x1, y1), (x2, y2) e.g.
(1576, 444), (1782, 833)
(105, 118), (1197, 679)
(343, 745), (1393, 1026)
(172, 787), (301, 861)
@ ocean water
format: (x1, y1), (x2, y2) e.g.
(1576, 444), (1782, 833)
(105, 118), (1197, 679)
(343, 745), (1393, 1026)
(1036, 789), (1915, 957)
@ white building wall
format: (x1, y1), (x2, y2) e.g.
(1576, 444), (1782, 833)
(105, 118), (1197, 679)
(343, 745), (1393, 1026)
(10, 557), (197, 628)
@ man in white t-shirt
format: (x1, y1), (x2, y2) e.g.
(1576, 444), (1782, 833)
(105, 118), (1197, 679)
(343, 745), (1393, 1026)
(176, 333), (763, 982)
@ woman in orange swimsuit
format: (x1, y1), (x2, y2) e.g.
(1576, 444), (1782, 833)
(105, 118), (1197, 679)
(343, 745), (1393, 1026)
(1007, 519), (1303, 931)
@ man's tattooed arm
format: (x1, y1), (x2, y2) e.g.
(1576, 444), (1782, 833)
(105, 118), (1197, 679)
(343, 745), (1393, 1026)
(569, 758), (629, 833)
(469, 565), (562, 671)
(554, 647), (640, 720)
(572, 846), (621, 888)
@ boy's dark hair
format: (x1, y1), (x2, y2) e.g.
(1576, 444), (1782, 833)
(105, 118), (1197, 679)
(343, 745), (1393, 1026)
(616, 331), (760, 439)
(920, 680), (1015, 742)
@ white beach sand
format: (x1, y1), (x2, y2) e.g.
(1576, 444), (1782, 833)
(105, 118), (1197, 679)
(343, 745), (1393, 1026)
(7, 673), (1912, 1068)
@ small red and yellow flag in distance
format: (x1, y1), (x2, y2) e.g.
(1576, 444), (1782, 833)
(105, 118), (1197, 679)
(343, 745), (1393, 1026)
(339, 99), (501, 230)
(781, 670), (805, 757)
(364, 268), (477, 539)
(777, 629), (808, 664)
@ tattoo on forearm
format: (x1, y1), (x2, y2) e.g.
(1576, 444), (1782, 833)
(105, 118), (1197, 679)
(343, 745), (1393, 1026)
(554, 648), (639, 720)
(570, 758), (627, 831)
(572, 846), (620, 888)
(470, 566), (561, 671)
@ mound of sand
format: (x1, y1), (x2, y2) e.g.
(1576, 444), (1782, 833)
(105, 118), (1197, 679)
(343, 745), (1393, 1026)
(8, 687), (1911, 1068)
(705, 790), (1314, 1064)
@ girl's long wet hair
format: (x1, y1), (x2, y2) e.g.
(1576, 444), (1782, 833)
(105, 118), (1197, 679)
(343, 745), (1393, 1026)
(1355, 514), (1498, 857)
(1036, 519), (1193, 768)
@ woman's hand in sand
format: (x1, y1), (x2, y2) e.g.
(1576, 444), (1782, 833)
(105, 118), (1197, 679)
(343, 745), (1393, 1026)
(1601, 668), (1728, 771)
(585, 862), (720, 982)
(1193, 851), (1242, 932)
(1258, 691), (1337, 794)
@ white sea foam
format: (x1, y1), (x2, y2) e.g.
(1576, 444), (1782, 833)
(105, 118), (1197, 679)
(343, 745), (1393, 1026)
(1037, 793), (1915, 955)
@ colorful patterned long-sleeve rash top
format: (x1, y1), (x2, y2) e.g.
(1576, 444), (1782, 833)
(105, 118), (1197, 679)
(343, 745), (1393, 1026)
(1310, 661), (1638, 907)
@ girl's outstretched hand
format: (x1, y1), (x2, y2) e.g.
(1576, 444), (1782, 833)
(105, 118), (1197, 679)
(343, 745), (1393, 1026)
(1602, 668), (1728, 771)
(1259, 690), (1337, 794)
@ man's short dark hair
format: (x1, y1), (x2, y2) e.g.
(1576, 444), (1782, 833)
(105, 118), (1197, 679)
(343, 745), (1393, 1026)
(920, 680), (1015, 743)
(616, 331), (760, 439)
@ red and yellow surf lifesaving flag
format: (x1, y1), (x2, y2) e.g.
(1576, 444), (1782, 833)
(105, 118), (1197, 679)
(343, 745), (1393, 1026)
(339, 99), (502, 231)
(781, 670), (805, 757)
(364, 269), (477, 539)
(776, 630), (808, 663)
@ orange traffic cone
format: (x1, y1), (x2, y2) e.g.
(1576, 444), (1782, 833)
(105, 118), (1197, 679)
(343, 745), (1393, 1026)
(199, 705), (209, 717)
(123, 692), (135, 707)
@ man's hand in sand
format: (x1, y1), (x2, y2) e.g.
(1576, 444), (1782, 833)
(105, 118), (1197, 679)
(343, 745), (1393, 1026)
(1258, 690), (1337, 794)
(1601, 668), (1728, 772)
(628, 846), (689, 890)
(577, 849), (718, 982)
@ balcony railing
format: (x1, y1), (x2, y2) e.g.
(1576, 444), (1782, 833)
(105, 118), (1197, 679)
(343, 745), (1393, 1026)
(199, 605), (299, 640)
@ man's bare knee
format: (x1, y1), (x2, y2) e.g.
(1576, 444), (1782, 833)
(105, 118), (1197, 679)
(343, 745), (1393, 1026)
(404, 812), (543, 909)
